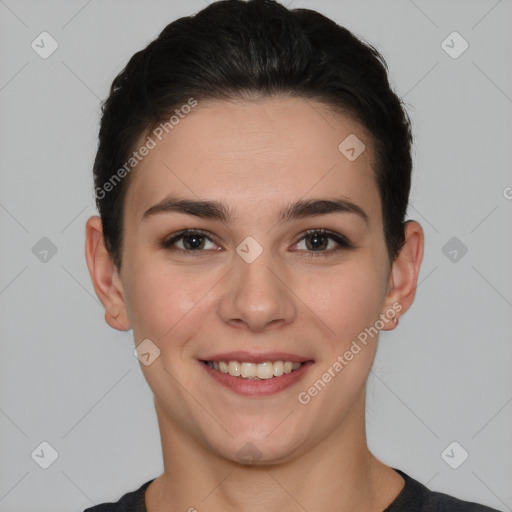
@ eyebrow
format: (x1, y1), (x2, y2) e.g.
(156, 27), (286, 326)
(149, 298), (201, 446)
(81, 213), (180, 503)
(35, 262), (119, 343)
(142, 196), (369, 225)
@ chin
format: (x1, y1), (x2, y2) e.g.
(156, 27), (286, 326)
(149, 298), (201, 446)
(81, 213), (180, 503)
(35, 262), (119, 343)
(207, 427), (307, 466)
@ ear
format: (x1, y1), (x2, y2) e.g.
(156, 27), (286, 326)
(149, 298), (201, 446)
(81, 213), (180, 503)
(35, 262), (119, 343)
(380, 220), (424, 331)
(85, 215), (131, 331)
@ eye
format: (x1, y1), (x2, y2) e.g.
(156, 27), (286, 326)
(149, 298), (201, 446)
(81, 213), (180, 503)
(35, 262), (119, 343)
(160, 228), (354, 258)
(292, 229), (353, 257)
(160, 229), (220, 255)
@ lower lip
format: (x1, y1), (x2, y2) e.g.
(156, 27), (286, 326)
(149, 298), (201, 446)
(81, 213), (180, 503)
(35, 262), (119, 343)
(199, 360), (314, 397)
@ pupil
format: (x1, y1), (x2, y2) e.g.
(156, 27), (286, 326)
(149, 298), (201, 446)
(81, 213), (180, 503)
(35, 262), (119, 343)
(308, 233), (327, 251)
(185, 234), (204, 250)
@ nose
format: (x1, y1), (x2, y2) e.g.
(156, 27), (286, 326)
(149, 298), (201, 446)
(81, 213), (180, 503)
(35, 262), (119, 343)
(217, 246), (297, 332)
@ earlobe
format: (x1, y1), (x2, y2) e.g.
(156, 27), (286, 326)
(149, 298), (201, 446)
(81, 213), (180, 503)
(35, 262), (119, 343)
(84, 215), (131, 331)
(381, 220), (424, 331)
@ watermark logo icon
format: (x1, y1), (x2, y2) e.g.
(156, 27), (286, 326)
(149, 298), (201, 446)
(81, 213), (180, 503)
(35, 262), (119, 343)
(441, 441), (468, 469)
(441, 31), (468, 59)
(442, 236), (468, 263)
(31, 32), (59, 59)
(32, 237), (58, 263)
(236, 236), (263, 264)
(236, 442), (262, 465)
(338, 134), (365, 161)
(31, 441), (59, 469)
(134, 338), (161, 366)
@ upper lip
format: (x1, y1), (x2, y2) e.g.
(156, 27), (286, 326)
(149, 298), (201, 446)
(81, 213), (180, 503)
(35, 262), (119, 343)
(200, 351), (314, 364)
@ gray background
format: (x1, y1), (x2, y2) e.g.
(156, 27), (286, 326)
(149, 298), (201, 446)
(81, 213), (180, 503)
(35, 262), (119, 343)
(1, 0), (511, 510)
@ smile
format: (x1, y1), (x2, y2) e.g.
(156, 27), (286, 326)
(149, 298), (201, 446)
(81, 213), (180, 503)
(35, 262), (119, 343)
(204, 360), (303, 379)
(199, 357), (315, 397)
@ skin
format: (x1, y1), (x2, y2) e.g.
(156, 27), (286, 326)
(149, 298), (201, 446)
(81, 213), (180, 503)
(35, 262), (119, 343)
(85, 96), (424, 512)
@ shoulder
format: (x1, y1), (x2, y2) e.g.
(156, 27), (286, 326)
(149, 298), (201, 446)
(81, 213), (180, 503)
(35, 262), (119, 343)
(425, 491), (503, 511)
(82, 478), (155, 512)
(387, 468), (503, 512)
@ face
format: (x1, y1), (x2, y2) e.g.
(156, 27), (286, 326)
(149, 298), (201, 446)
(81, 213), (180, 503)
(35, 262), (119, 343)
(112, 97), (399, 463)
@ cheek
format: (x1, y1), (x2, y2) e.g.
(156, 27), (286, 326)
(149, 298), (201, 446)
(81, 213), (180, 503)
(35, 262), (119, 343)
(300, 257), (385, 345)
(122, 252), (210, 341)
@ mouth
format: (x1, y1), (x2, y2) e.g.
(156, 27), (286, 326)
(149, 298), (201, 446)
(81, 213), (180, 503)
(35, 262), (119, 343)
(201, 359), (306, 379)
(198, 353), (314, 397)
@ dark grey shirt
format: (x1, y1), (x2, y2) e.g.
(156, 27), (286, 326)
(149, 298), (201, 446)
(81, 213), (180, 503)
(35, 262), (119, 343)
(83, 468), (503, 511)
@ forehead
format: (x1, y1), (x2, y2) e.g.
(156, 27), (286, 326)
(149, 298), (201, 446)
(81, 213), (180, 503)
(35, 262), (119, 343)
(124, 96), (381, 226)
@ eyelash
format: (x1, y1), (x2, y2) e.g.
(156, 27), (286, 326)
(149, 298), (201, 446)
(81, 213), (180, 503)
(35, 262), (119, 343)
(159, 228), (354, 258)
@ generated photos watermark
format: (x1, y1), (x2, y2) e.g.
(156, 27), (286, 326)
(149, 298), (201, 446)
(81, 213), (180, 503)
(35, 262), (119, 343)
(95, 97), (198, 200)
(297, 301), (402, 405)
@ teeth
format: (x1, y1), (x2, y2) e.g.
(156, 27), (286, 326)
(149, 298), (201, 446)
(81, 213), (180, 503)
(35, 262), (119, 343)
(241, 362), (256, 378)
(273, 361), (284, 376)
(228, 360), (241, 376)
(207, 360), (304, 379)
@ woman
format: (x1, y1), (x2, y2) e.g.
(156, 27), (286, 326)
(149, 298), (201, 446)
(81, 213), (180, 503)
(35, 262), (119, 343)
(84, 0), (502, 510)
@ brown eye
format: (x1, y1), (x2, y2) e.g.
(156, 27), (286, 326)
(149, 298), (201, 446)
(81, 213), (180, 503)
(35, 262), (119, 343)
(160, 229), (219, 255)
(293, 229), (353, 257)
